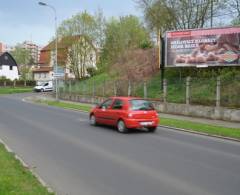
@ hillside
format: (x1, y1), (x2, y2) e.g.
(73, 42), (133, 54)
(61, 48), (240, 108)
(109, 48), (159, 81)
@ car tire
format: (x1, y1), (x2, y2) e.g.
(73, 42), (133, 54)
(148, 126), (157, 132)
(90, 114), (97, 126)
(41, 88), (44, 92)
(117, 120), (128, 133)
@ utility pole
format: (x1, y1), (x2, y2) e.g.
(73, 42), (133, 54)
(38, 1), (58, 100)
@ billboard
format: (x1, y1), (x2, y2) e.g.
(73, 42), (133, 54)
(165, 27), (240, 67)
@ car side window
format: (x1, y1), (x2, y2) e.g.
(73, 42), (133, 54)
(99, 99), (113, 109)
(44, 83), (48, 86)
(112, 99), (123, 110)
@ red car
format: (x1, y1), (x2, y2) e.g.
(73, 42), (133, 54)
(89, 97), (159, 133)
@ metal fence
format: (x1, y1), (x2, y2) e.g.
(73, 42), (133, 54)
(0, 80), (36, 87)
(59, 76), (240, 108)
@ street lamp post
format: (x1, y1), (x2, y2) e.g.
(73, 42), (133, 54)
(38, 1), (58, 100)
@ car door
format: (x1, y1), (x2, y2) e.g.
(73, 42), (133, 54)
(94, 99), (114, 125)
(43, 83), (49, 91)
(109, 99), (125, 125)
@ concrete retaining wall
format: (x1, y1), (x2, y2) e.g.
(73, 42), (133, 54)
(59, 93), (240, 122)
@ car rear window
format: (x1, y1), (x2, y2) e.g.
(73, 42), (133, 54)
(129, 99), (155, 111)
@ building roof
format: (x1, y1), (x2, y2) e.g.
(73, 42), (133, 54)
(0, 52), (18, 67)
(32, 66), (53, 73)
(38, 35), (97, 66)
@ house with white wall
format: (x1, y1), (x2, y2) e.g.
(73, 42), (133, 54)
(32, 35), (97, 82)
(0, 52), (19, 80)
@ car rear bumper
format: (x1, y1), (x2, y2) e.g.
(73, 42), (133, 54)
(124, 118), (159, 129)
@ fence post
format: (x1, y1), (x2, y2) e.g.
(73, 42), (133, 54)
(4, 81), (6, 87)
(144, 81), (147, 99)
(102, 79), (105, 97)
(186, 76), (191, 105)
(69, 80), (72, 94)
(128, 80), (131, 96)
(163, 79), (167, 103)
(83, 82), (86, 96)
(216, 77), (221, 108)
(92, 80), (95, 97)
(113, 81), (117, 96)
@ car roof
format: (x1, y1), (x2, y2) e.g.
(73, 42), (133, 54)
(110, 96), (144, 101)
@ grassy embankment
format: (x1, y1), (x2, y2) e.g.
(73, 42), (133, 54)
(61, 70), (240, 108)
(0, 87), (33, 94)
(35, 99), (240, 140)
(0, 144), (53, 195)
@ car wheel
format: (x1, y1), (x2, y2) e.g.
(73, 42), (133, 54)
(117, 120), (128, 133)
(41, 88), (44, 92)
(148, 126), (157, 132)
(90, 114), (97, 126)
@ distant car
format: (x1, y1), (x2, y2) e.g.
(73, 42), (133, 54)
(89, 97), (159, 133)
(33, 81), (53, 92)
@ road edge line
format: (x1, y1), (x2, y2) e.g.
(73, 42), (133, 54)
(0, 138), (54, 194)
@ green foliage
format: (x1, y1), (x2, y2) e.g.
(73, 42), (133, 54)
(19, 65), (32, 81)
(57, 10), (104, 79)
(0, 87), (33, 95)
(137, 0), (228, 33)
(0, 144), (53, 195)
(100, 15), (151, 71)
(10, 45), (32, 65)
(36, 100), (91, 112)
(87, 67), (97, 77)
(0, 76), (11, 82)
(58, 9), (106, 48)
(161, 117), (240, 139)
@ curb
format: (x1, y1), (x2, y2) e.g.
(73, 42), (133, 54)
(158, 125), (240, 143)
(25, 96), (240, 143)
(23, 97), (90, 114)
(0, 138), (54, 194)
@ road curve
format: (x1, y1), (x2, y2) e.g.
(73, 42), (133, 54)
(0, 93), (240, 195)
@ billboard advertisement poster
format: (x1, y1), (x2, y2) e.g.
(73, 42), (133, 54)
(166, 27), (240, 67)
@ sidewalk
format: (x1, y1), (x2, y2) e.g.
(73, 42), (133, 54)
(32, 93), (240, 129)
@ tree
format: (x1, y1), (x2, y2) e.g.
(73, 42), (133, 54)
(100, 15), (152, 72)
(10, 45), (32, 65)
(57, 10), (105, 79)
(228, 0), (240, 25)
(67, 36), (96, 79)
(136, 0), (227, 33)
(57, 10), (106, 48)
(19, 65), (32, 81)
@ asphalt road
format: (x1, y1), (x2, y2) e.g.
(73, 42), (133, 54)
(0, 93), (240, 195)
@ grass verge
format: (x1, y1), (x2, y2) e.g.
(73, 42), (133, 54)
(0, 87), (33, 94)
(0, 143), (53, 195)
(35, 99), (240, 140)
(160, 117), (240, 139)
(35, 99), (92, 112)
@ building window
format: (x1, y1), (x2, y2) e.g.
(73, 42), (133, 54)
(9, 66), (13, 70)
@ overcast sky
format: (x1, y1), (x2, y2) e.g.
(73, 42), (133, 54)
(0, 0), (140, 46)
